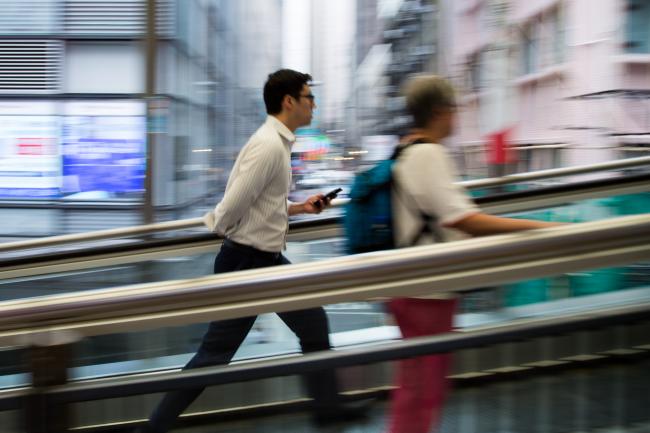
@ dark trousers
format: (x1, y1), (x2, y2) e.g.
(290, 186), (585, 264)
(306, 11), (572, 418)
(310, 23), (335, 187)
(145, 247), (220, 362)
(146, 240), (340, 432)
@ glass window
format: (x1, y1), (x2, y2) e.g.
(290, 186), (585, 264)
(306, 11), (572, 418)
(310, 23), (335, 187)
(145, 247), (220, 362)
(469, 52), (482, 92)
(551, 7), (566, 64)
(625, 0), (650, 53)
(522, 23), (538, 75)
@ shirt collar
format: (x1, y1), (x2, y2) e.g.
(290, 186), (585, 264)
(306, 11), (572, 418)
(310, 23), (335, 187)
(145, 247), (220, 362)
(266, 115), (295, 144)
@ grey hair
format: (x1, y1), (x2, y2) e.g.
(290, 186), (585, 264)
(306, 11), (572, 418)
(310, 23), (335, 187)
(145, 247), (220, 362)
(403, 75), (456, 128)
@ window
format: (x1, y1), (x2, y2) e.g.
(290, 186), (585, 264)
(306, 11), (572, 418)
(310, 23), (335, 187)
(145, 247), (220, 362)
(468, 52), (482, 92)
(625, 0), (650, 53)
(551, 7), (566, 64)
(522, 22), (539, 75)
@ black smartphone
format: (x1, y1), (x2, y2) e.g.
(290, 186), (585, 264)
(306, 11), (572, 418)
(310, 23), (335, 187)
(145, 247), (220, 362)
(314, 188), (342, 209)
(324, 187), (343, 200)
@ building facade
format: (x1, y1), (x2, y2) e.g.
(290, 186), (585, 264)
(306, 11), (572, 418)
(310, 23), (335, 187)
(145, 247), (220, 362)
(0, 0), (279, 235)
(450, 0), (650, 175)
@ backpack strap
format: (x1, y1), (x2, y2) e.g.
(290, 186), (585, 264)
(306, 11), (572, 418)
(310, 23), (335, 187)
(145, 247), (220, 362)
(390, 141), (415, 160)
(391, 139), (444, 246)
(393, 183), (443, 246)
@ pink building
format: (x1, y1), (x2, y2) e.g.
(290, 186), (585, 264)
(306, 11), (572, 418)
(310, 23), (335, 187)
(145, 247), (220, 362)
(449, 0), (650, 175)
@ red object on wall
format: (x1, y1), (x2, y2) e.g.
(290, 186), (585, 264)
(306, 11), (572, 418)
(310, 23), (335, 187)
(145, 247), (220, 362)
(486, 128), (517, 165)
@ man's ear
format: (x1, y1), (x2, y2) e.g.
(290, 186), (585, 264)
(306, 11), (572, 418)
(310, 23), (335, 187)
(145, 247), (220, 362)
(282, 94), (294, 111)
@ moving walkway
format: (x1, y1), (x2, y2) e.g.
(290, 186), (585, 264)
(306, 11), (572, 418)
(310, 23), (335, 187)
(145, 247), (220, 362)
(0, 215), (649, 432)
(0, 158), (649, 432)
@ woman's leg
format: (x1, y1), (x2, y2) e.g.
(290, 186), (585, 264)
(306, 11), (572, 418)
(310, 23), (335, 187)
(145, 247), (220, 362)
(386, 297), (457, 433)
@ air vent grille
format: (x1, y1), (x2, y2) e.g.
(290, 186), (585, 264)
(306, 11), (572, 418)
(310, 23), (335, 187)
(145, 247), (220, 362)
(64, 0), (174, 36)
(0, 40), (62, 93)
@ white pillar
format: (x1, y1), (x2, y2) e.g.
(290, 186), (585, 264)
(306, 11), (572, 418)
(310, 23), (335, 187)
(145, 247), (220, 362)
(282, 0), (312, 72)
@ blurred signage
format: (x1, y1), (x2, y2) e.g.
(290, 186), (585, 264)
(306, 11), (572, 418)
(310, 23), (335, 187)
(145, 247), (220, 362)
(0, 100), (147, 200)
(293, 132), (331, 161)
(0, 101), (60, 198)
(61, 101), (146, 198)
(64, 101), (145, 117)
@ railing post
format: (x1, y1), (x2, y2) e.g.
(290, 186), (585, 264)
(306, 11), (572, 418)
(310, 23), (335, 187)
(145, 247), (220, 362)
(143, 0), (157, 226)
(23, 332), (78, 433)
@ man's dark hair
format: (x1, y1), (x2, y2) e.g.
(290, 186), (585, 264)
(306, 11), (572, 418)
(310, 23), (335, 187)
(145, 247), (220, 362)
(263, 69), (312, 115)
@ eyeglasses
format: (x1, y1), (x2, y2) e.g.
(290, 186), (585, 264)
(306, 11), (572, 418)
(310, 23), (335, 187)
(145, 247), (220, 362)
(298, 93), (315, 102)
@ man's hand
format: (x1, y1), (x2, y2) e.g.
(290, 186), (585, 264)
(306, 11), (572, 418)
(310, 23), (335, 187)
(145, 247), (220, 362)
(288, 193), (331, 215)
(302, 193), (329, 214)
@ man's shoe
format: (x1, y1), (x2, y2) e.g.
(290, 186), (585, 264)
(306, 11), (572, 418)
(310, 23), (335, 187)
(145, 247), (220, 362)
(131, 425), (152, 433)
(312, 399), (373, 427)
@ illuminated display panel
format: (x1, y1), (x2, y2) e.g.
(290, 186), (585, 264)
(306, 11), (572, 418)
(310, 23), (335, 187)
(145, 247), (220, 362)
(61, 100), (146, 200)
(0, 101), (61, 198)
(0, 100), (147, 200)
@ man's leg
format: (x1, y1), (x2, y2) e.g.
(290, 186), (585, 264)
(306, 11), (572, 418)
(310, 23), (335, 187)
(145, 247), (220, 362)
(144, 246), (261, 433)
(146, 316), (257, 432)
(273, 254), (342, 419)
(278, 306), (341, 414)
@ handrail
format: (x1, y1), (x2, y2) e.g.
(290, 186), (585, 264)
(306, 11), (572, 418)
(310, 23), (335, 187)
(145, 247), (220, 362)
(49, 302), (650, 403)
(1, 172), (647, 281)
(460, 155), (650, 189)
(0, 214), (648, 345)
(1, 156), (648, 254)
(0, 217), (203, 254)
(1, 300), (648, 409)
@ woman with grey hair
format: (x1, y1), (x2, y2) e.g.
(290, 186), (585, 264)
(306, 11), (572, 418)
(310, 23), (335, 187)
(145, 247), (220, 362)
(385, 75), (559, 433)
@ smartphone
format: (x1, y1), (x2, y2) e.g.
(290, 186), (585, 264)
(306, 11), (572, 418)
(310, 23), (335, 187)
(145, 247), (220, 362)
(324, 187), (343, 200)
(314, 188), (342, 209)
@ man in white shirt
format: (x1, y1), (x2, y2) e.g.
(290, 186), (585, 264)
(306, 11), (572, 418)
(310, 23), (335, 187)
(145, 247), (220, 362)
(386, 75), (560, 433)
(142, 70), (363, 432)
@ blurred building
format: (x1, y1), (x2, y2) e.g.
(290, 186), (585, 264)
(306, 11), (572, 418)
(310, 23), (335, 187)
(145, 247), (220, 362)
(356, 0), (384, 69)
(233, 0), (282, 147)
(351, 0), (440, 150)
(381, 0), (438, 134)
(450, 0), (650, 175)
(0, 0), (284, 235)
(311, 0), (356, 133)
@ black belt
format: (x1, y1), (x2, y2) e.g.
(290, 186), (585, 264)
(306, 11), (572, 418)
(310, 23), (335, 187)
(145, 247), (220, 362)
(222, 238), (281, 260)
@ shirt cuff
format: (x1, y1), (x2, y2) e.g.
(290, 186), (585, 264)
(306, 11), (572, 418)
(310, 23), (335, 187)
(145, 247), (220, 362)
(203, 211), (217, 232)
(440, 209), (480, 227)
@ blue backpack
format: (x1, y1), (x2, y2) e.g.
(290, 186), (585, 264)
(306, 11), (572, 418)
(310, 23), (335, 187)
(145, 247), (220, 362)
(344, 144), (431, 254)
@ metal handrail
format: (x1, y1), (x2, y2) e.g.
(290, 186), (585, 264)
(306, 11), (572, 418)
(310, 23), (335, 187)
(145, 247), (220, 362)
(0, 172), (647, 283)
(1, 172), (648, 281)
(0, 217), (203, 253)
(460, 155), (650, 189)
(1, 156), (648, 254)
(1, 213), (648, 345)
(48, 302), (650, 404)
(0, 300), (648, 410)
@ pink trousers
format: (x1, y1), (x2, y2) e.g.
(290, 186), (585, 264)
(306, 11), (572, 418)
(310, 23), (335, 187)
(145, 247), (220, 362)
(386, 297), (458, 433)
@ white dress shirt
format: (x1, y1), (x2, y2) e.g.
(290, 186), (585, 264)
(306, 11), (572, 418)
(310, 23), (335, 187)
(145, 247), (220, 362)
(204, 116), (294, 252)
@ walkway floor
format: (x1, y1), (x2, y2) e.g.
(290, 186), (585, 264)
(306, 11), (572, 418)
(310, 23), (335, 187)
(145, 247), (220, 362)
(173, 357), (650, 433)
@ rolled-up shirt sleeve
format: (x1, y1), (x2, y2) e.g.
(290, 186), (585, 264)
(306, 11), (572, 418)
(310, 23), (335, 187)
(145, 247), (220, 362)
(403, 145), (478, 226)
